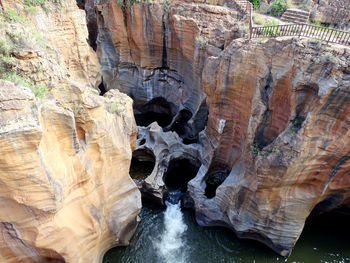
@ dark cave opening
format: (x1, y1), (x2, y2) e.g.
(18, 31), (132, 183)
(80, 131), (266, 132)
(193, 99), (209, 135)
(170, 109), (192, 135)
(170, 109), (198, 144)
(130, 148), (156, 180)
(303, 198), (350, 247)
(164, 158), (200, 192)
(134, 97), (175, 128)
(204, 168), (230, 199)
(98, 81), (107, 96)
(309, 194), (345, 217)
(75, 0), (98, 50)
(289, 84), (319, 134)
(76, 0), (85, 9)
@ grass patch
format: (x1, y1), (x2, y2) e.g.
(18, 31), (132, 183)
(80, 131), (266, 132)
(0, 22), (48, 99)
(1, 7), (26, 23)
(1, 72), (48, 99)
(261, 20), (282, 36)
(252, 13), (265, 25)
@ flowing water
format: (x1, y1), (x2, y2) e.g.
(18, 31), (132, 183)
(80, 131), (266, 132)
(104, 200), (350, 263)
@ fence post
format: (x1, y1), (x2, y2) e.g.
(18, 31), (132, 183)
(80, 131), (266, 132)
(327, 29), (334, 44)
(298, 24), (303, 38)
(247, 1), (252, 39)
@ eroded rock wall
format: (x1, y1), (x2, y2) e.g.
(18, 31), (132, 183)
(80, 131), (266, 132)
(0, 80), (140, 263)
(194, 38), (350, 256)
(92, 0), (350, 258)
(96, 0), (245, 127)
(0, 0), (141, 262)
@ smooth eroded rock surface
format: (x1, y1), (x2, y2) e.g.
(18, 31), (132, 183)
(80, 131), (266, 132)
(0, 79), (140, 263)
(0, 0), (141, 262)
(92, 0), (350, 257)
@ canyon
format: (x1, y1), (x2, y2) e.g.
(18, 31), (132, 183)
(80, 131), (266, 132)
(0, 0), (349, 262)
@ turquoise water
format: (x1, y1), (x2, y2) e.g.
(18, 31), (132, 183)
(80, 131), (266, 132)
(103, 201), (350, 263)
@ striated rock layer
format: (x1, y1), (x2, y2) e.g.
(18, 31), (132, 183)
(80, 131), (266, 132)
(0, 0), (141, 262)
(93, 0), (350, 257)
(194, 38), (350, 257)
(0, 80), (140, 263)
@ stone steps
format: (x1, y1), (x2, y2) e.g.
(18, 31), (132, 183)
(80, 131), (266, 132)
(290, 0), (304, 5)
(281, 8), (310, 24)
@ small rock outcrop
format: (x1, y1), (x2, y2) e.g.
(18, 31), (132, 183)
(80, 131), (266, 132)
(309, 0), (349, 27)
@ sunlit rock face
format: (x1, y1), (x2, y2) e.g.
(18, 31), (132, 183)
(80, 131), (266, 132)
(0, 79), (141, 263)
(0, 0), (141, 262)
(92, 0), (350, 258)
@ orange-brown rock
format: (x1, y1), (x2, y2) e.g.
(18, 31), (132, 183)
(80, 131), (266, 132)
(0, 79), (140, 263)
(0, 1), (141, 262)
(2, 0), (100, 88)
(194, 38), (350, 257)
(92, 0), (350, 257)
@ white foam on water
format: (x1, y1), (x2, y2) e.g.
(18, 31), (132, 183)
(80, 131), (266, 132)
(154, 201), (188, 263)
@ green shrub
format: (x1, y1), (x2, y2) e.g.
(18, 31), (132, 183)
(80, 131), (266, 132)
(0, 37), (17, 74)
(248, 0), (261, 10)
(250, 141), (260, 157)
(268, 0), (290, 17)
(24, 0), (62, 13)
(196, 35), (208, 47)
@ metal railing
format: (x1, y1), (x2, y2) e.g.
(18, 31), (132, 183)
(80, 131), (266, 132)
(251, 23), (350, 46)
(232, 0), (350, 47)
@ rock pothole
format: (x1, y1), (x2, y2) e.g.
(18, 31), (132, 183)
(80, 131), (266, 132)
(164, 158), (200, 193)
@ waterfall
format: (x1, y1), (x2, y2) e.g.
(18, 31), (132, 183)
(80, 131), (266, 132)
(154, 192), (188, 263)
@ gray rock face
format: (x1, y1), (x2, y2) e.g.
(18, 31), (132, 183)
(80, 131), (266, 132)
(134, 122), (202, 203)
(309, 0), (349, 27)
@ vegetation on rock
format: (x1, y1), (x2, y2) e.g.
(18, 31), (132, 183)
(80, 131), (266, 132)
(0, 8), (48, 98)
(268, 0), (290, 17)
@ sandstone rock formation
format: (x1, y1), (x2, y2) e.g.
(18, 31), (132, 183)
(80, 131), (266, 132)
(91, 0), (350, 257)
(309, 0), (350, 27)
(0, 79), (140, 263)
(192, 38), (350, 257)
(0, 0), (141, 262)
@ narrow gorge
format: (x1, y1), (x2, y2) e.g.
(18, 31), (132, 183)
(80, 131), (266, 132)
(0, 0), (349, 262)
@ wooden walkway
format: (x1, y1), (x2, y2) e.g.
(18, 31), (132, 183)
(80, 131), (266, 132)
(233, 0), (350, 47)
